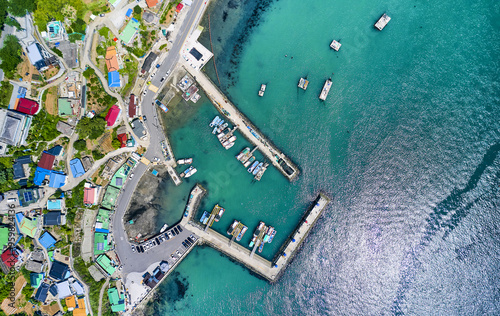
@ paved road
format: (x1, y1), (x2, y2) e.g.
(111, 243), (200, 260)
(111, 0), (207, 279)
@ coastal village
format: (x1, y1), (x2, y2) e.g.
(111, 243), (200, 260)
(0, 0), (398, 314)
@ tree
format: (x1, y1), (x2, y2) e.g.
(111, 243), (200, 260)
(98, 26), (109, 37)
(73, 139), (87, 151)
(8, 0), (36, 17)
(76, 116), (106, 140)
(111, 138), (121, 149)
(0, 81), (13, 108)
(4, 16), (22, 30)
(133, 5), (141, 14)
(0, 35), (22, 79)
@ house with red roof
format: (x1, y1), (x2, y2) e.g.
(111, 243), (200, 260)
(105, 105), (120, 127)
(16, 98), (39, 115)
(38, 152), (56, 170)
(176, 3), (184, 12)
(117, 133), (127, 148)
(84, 183), (101, 206)
(128, 94), (136, 118)
(1, 248), (19, 273)
(145, 0), (159, 8)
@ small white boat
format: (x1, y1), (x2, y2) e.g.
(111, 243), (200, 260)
(177, 158), (193, 165)
(184, 167), (197, 178)
(330, 40), (341, 51)
(209, 116), (220, 127)
(160, 223), (168, 233)
(258, 84), (266, 97)
(224, 142), (235, 150)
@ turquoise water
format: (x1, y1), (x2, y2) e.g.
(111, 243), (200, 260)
(146, 0), (500, 314)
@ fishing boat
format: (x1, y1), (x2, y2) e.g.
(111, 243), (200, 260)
(258, 84), (266, 97)
(236, 225), (248, 241)
(249, 222), (265, 247)
(224, 142), (235, 150)
(160, 223), (168, 233)
(227, 135), (236, 143)
(258, 241), (264, 253)
(227, 220), (239, 235)
(209, 116), (220, 127)
(252, 162), (263, 176)
(184, 166), (197, 178)
(200, 211), (210, 225)
(236, 147), (250, 161)
(214, 206), (225, 222)
(264, 226), (274, 243)
(244, 156), (255, 168)
(330, 40), (341, 51)
(268, 229), (277, 243)
(319, 78), (332, 101)
(298, 77), (309, 90)
(217, 122), (228, 134)
(212, 126), (218, 134)
(177, 158), (193, 165)
(217, 129), (230, 139)
(248, 161), (259, 173)
(254, 162), (269, 181)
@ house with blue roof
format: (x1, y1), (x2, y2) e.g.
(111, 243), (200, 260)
(108, 71), (121, 87)
(39, 231), (57, 249)
(69, 158), (85, 178)
(48, 171), (66, 188)
(49, 260), (70, 281)
(34, 282), (50, 302)
(46, 145), (63, 156)
(34, 167), (51, 185)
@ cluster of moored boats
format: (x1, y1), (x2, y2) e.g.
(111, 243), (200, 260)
(249, 221), (276, 253)
(210, 116), (237, 150)
(227, 220), (248, 242)
(236, 147), (269, 181)
(200, 204), (225, 225)
(177, 157), (196, 178)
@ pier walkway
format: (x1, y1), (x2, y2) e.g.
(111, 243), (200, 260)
(182, 62), (299, 181)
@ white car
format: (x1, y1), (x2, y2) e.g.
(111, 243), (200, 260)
(176, 250), (182, 256)
(129, 173), (134, 179)
(142, 90), (147, 96)
(131, 245), (136, 252)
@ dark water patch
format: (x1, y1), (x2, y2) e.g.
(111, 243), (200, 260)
(143, 271), (190, 314)
(391, 143), (500, 315)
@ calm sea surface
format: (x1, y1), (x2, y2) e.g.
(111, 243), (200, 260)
(145, 0), (500, 314)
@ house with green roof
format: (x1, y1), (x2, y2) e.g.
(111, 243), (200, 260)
(58, 98), (72, 116)
(19, 216), (38, 238)
(95, 209), (110, 233)
(101, 185), (120, 210)
(94, 232), (111, 256)
(119, 18), (140, 45)
(18, 187), (41, 206)
(110, 164), (132, 189)
(0, 226), (10, 251)
(96, 254), (116, 276)
(108, 287), (126, 312)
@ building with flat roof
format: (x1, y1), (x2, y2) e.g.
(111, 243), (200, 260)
(94, 232), (110, 255)
(108, 287), (126, 312)
(56, 120), (74, 135)
(101, 184), (120, 210)
(43, 211), (65, 226)
(0, 226), (9, 251)
(58, 98), (73, 116)
(96, 254), (116, 276)
(47, 199), (62, 210)
(30, 272), (44, 288)
(56, 280), (72, 299)
(130, 118), (146, 138)
(119, 18), (140, 45)
(46, 21), (65, 42)
(95, 208), (110, 233)
(181, 26), (213, 71)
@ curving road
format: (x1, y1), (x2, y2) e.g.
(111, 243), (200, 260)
(111, 0), (208, 278)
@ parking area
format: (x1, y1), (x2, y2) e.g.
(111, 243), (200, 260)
(57, 41), (78, 68)
(132, 224), (198, 258)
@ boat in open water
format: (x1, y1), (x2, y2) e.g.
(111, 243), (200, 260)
(181, 166), (197, 178)
(374, 13), (391, 30)
(330, 39), (341, 51)
(298, 77), (309, 90)
(319, 78), (332, 101)
(160, 223), (168, 233)
(258, 84), (266, 97)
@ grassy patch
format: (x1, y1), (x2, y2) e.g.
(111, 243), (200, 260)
(73, 257), (106, 316)
(0, 80), (13, 108)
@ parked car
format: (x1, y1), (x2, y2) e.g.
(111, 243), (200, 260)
(171, 229), (177, 236)
(187, 237), (194, 244)
(155, 237), (160, 244)
(164, 233), (170, 240)
(143, 115), (147, 121)
(177, 226), (183, 232)
(176, 250), (182, 256)
(129, 173), (134, 179)
(131, 245), (136, 252)
(190, 234), (197, 241)
(167, 231), (173, 238)
(139, 246), (144, 252)
(160, 76), (165, 83)
(182, 242), (188, 248)
(184, 239), (191, 246)
(173, 227), (179, 235)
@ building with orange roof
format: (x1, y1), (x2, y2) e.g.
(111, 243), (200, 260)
(145, 0), (158, 8)
(65, 295), (77, 310)
(105, 47), (119, 72)
(72, 298), (86, 316)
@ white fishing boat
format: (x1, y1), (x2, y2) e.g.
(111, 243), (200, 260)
(258, 84), (266, 97)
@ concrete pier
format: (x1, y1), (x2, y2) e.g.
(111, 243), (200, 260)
(166, 164), (182, 186)
(182, 63), (300, 181)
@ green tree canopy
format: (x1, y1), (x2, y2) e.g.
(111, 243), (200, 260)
(8, 0), (37, 17)
(133, 5), (141, 14)
(76, 116), (106, 140)
(73, 139), (87, 151)
(0, 35), (22, 79)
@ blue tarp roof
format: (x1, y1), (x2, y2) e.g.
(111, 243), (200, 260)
(95, 228), (109, 233)
(108, 71), (121, 87)
(47, 145), (63, 156)
(69, 158), (85, 178)
(39, 231), (57, 249)
(48, 172), (66, 188)
(34, 282), (50, 302)
(34, 167), (51, 185)
(126, 8), (132, 17)
(47, 199), (62, 210)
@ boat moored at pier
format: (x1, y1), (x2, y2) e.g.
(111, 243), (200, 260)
(227, 220), (239, 235)
(236, 225), (248, 241)
(181, 166), (197, 178)
(319, 78), (332, 101)
(177, 158), (193, 165)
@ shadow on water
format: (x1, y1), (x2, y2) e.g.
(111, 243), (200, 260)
(391, 142), (500, 315)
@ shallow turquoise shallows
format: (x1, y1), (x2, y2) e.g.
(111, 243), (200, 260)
(146, 0), (500, 314)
